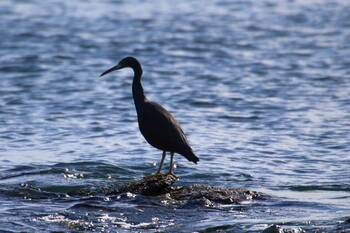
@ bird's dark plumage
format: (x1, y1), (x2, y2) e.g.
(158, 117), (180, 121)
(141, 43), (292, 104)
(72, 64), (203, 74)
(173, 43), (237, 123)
(100, 57), (199, 174)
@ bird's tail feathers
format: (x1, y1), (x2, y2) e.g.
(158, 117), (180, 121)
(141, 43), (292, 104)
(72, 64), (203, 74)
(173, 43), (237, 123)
(183, 149), (199, 164)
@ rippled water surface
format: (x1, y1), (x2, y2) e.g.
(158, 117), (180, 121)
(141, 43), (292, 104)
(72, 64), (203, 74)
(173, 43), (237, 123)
(1, 0), (350, 232)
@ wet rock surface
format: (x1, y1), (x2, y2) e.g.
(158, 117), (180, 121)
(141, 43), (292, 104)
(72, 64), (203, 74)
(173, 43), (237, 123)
(116, 174), (263, 205)
(120, 173), (178, 196)
(170, 184), (261, 205)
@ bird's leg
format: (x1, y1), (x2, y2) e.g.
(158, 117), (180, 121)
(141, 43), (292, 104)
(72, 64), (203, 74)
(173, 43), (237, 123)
(167, 152), (176, 176)
(156, 151), (166, 175)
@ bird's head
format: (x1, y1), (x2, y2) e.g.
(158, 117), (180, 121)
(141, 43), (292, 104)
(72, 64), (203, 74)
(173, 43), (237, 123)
(100, 56), (141, 77)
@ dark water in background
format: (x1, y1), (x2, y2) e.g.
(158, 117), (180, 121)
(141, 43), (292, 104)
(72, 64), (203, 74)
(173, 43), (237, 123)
(1, 0), (350, 232)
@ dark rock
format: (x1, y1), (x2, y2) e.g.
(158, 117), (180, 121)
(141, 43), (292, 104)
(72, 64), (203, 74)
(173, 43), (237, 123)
(64, 174), (264, 206)
(118, 174), (263, 205)
(120, 173), (178, 196)
(170, 184), (261, 205)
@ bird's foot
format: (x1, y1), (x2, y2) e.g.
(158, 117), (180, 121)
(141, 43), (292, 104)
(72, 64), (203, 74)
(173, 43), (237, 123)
(165, 172), (178, 179)
(154, 172), (178, 179)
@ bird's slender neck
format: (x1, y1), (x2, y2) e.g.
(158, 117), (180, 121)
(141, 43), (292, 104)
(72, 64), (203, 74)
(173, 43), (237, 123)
(131, 65), (147, 111)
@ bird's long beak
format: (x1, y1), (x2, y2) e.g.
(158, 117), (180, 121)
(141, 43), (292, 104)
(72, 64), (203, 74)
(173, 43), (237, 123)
(100, 64), (123, 77)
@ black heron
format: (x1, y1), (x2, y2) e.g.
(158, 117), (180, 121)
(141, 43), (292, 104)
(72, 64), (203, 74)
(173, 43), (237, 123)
(100, 57), (199, 175)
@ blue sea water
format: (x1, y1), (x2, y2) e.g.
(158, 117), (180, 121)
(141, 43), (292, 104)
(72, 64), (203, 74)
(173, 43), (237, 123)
(1, 0), (350, 232)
